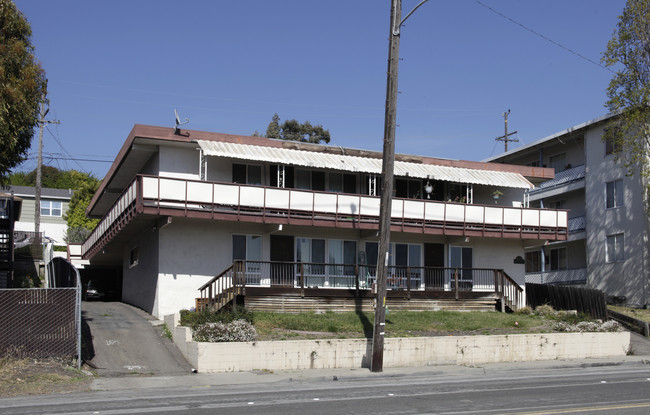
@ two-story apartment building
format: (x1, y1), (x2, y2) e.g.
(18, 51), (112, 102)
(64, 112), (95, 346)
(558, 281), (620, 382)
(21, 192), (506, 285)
(8, 185), (72, 246)
(82, 125), (567, 318)
(485, 113), (650, 308)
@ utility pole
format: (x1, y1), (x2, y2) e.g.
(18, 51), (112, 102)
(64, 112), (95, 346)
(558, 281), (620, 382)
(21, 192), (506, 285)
(495, 109), (518, 152)
(372, 0), (402, 373)
(35, 102), (60, 244)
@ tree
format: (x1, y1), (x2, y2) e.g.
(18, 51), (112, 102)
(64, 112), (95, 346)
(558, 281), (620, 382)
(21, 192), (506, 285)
(0, 0), (47, 183)
(265, 113), (281, 139)
(263, 114), (331, 144)
(601, 0), (650, 199)
(64, 178), (100, 244)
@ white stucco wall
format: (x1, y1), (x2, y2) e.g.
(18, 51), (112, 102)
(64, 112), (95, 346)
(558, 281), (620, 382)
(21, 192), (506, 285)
(159, 145), (200, 180)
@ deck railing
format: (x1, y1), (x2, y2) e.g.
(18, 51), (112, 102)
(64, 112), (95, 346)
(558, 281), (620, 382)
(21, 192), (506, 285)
(83, 174), (568, 259)
(198, 260), (524, 311)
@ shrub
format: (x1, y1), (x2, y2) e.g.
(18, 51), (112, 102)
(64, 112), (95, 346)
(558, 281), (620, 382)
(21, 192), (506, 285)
(552, 320), (624, 333)
(180, 306), (254, 330)
(192, 319), (257, 342)
(514, 306), (533, 315)
(534, 304), (556, 317)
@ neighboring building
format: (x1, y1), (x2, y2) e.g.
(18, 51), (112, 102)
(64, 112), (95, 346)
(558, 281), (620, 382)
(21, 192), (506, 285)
(7, 186), (72, 245)
(0, 193), (22, 288)
(81, 125), (567, 318)
(484, 113), (650, 307)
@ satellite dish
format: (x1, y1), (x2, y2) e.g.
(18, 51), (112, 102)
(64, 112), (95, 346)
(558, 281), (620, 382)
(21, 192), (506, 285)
(174, 109), (189, 134)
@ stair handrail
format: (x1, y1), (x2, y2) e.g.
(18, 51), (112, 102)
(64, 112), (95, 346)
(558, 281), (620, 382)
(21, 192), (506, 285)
(198, 264), (235, 311)
(499, 270), (524, 311)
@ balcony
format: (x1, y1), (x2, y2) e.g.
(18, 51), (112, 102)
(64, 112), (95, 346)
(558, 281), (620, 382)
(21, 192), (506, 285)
(525, 268), (587, 285)
(528, 165), (585, 201)
(82, 175), (568, 259)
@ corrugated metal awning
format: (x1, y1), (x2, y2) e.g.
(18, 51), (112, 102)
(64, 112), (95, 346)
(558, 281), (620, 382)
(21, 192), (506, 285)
(197, 140), (533, 189)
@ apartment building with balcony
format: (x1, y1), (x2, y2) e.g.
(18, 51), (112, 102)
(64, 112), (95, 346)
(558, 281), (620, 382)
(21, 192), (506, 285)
(82, 125), (566, 318)
(485, 113), (650, 307)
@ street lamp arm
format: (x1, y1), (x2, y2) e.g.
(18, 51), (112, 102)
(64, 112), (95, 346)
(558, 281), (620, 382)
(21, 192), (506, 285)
(393, 0), (430, 35)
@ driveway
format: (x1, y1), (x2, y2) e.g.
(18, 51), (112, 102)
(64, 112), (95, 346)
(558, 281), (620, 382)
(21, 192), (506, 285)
(82, 301), (191, 376)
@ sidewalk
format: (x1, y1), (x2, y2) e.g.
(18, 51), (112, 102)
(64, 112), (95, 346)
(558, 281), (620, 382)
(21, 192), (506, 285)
(90, 332), (650, 392)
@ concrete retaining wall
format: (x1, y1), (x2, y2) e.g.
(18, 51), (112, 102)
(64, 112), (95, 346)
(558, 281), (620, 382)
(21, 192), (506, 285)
(165, 314), (631, 373)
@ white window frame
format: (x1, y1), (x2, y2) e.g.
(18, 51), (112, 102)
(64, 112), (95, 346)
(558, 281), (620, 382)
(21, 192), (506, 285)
(40, 200), (62, 217)
(606, 233), (624, 263)
(606, 179), (624, 209)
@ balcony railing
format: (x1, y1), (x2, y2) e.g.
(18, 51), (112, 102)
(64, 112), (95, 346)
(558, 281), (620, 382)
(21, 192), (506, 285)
(82, 175), (568, 258)
(529, 165), (585, 196)
(525, 268), (587, 285)
(199, 260), (524, 311)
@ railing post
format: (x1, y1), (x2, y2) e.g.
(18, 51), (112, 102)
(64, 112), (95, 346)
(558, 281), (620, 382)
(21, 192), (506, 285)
(406, 266), (411, 300)
(454, 269), (459, 301)
(500, 270), (506, 313)
(355, 264), (359, 296)
(300, 262), (305, 298)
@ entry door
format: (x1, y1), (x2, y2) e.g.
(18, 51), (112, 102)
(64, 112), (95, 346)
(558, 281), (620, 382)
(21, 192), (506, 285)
(270, 235), (294, 286)
(424, 243), (445, 290)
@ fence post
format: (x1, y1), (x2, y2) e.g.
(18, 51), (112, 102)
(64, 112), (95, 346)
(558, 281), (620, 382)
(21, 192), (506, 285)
(454, 269), (459, 300)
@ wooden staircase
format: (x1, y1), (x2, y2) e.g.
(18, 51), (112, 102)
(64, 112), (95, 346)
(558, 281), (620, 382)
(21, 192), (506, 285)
(197, 264), (243, 312)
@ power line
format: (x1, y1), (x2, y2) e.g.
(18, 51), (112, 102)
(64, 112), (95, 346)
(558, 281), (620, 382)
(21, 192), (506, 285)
(472, 0), (615, 74)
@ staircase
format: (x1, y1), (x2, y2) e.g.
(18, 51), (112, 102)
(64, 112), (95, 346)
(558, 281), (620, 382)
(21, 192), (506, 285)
(197, 264), (244, 312)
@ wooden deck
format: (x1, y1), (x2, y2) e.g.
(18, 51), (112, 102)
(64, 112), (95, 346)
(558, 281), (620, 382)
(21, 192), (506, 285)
(241, 287), (499, 313)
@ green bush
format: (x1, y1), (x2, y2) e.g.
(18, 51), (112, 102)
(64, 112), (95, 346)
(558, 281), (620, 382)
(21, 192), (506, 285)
(180, 306), (254, 330)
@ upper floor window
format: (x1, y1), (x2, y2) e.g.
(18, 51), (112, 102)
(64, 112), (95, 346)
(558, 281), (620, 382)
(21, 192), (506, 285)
(527, 160), (540, 168)
(328, 172), (356, 194)
(296, 169), (325, 191)
(41, 200), (62, 217)
(605, 135), (618, 155)
(548, 153), (566, 173)
(606, 179), (623, 209)
(606, 233), (624, 263)
(232, 163), (262, 185)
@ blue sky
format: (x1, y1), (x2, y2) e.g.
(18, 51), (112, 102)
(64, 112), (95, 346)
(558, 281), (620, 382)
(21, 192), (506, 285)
(14, 0), (625, 179)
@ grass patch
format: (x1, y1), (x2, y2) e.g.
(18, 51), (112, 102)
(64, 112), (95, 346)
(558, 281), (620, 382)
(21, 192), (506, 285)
(609, 305), (650, 323)
(251, 310), (552, 340)
(161, 322), (173, 340)
(0, 358), (92, 397)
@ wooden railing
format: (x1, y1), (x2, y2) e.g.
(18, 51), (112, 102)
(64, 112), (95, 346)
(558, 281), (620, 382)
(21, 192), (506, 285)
(198, 261), (524, 311)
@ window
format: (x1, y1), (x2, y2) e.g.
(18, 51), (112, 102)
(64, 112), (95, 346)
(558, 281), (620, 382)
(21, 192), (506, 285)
(328, 172), (356, 193)
(232, 163), (262, 185)
(606, 233), (624, 263)
(549, 247), (567, 271)
(395, 178), (422, 199)
(551, 199), (567, 210)
(40, 200), (62, 217)
(549, 153), (566, 172)
(297, 238), (325, 274)
(129, 246), (139, 268)
(605, 135), (617, 155)
(527, 160), (540, 167)
(295, 170), (325, 191)
(525, 251), (541, 273)
(606, 179), (624, 208)
(232, 235), (262, 261)
(449, 246), (473, 283)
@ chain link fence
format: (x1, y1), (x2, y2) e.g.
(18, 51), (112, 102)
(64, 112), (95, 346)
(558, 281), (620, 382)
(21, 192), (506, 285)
(0, 258), (81, 366)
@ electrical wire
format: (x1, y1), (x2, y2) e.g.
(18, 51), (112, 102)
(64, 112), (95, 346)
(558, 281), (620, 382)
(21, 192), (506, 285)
(472, 0), (615, 74)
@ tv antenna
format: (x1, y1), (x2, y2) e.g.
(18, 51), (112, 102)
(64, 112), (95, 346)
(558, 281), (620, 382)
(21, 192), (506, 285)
(174, 109), (189, 134)
(495, 109), (518, 152)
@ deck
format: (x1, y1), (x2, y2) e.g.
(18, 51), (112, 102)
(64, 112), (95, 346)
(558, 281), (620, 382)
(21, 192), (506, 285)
(198, 261), (524, 313)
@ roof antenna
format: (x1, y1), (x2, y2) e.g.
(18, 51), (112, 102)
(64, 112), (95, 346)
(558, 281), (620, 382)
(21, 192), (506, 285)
(174, 109), (189, 134)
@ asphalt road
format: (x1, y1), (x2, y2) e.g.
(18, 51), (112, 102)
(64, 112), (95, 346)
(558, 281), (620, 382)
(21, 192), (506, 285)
(2, 363), (649, 414)
(82, 301), (191, 376)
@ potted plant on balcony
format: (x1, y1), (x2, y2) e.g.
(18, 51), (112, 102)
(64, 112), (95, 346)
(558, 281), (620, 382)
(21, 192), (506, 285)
(492, 189), (503, 204)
